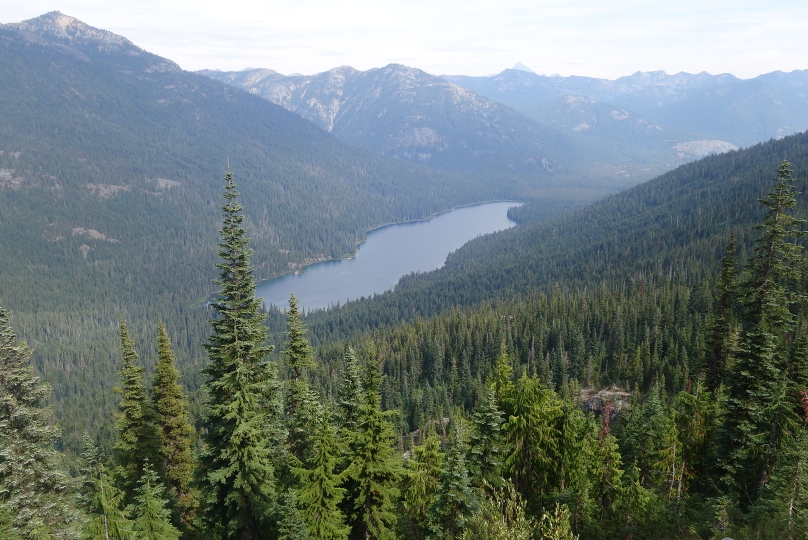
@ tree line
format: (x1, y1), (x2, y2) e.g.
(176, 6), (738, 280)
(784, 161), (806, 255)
(3, 163), (808, 539)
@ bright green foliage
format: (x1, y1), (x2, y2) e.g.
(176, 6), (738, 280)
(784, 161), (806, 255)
(590, 424), (624, 526)
(346, 360), (403, 540)
(114, 319), (162, 504)
(467, 385), (506, 489)
(720, 161), (806, 508)
(198, 170), (279, 538)
(672, 382), (719, 496)
(538, 503), (579, 540)
(292, 412), (349, 540)
(276, 492), (312, 540)
(128, 461), (182, 540)
(620, 386), (680, 492)
(460, 482), (536, 540)
(81, 439), (136, 540)
(401, 435), (443, 539)
(705, 234), (737, 391)
(501, 375), (563, 510)
(152, 321), (198, 529)
(554, 401), (598, 532)
(0, 305), (81, 539)
(426, 421), (478, 539)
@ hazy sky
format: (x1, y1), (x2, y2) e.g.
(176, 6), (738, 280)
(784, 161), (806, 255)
(3, 1), (807, 79)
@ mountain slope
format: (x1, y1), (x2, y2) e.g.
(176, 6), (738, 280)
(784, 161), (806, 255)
(521, 94), (738, 171)
(0, 12), (499, 449)
(446, 68), (808, 147)
(291, 131), (808, 344)
(199, 64), (590, 178)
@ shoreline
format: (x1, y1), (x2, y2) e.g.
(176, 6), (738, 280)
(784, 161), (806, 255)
(256, 199), (524, 287)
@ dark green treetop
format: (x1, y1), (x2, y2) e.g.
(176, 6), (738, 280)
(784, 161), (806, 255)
(198, 169), (279, 538)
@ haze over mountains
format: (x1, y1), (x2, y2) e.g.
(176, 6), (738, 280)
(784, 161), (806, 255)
(201, 62), (808, 189)
(446, 67), (808, 146)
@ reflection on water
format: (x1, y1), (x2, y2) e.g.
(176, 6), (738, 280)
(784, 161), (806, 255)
(256, 201), (519, 311)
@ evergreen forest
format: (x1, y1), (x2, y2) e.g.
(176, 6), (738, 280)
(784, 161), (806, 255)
(4, 146), (808, 538)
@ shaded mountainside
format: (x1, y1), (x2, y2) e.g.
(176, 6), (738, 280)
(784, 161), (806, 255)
(288, 131), (808, 345)
(447, 67), (808, 147)
(0, 12), (505, 450)
(199, 64), (591, 177)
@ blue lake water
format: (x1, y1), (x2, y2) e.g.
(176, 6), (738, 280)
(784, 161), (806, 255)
(256, 201), (519, 311)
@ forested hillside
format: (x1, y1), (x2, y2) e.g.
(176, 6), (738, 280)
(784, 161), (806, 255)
(290, 130), (808, 345)
(4, 156), (808, 539)
(0, 12), (526, 449)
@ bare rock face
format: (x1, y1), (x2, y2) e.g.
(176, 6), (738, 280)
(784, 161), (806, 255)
(581, 386), (631, 425)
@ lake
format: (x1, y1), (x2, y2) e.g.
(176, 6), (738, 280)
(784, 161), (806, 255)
(256, 201), (519, 311)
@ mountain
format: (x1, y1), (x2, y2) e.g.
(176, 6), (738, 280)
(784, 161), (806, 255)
(0, 12), (502, 449)
(289, 130), (808, 345)
(202, 65), (750, 189)
(648, 70), (808, 146)
(443, 68), (739, 112)
(198, 64), (591, 179)
(520, 94), (738, 171)
(445, 68), (808, 147)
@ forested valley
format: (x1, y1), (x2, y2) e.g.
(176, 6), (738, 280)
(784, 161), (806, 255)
(4, 145), (808, 538)
(3, 11), (808, 540)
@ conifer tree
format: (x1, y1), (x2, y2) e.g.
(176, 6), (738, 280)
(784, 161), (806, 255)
(720, 161), (806, 509)
(746, 425), (808, 539)
(0, 305), (81, 539)
(81, 438), (135, 540)
(284, 293), (321, 462)
(128, 461), (182, 540)
(151, 321), (198, 529)
(427, 421), (478, 539)
(346, 359), (403, 540)
(293, 412), (349, 540)
(705, 234), (738, 391)
(467, 385), (506, 489)
(501, 375), (563, 511)
(277, 492), (312, 540)
(114, 318), (162, 504)
(461, 482), (536, 540)
(198, 169), (280, 538)
(337, 346), (364, 433)
(401, 435), (443, 539)
(538, 503), (579, 540)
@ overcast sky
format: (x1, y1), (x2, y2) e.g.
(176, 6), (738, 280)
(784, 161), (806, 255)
(3, 1), (807, 79)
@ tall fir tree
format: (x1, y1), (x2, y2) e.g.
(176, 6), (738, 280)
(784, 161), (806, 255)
(401, 434), (443, 539)
(337, 346), (364, 434)
(705, 234), (738, 391)
(114, 318), (162, 505)
(128, 461), (182, 540)
(467, 385), (506, 489)
(346, 359), (403, 540)
(293, 412), (349, 540)
(720, 161), (806, 509)
(427, 421), (478, 539)
(81, 437), (135, 540)
(0, 305), (81, 539)
(283, 293), (321, 463)
(198, 169), (280, 539)
(151, 321), (199, 529)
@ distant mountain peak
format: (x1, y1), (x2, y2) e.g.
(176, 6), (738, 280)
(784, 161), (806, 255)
(512, 62), (535, 73)
(9, 11), (134, 52)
